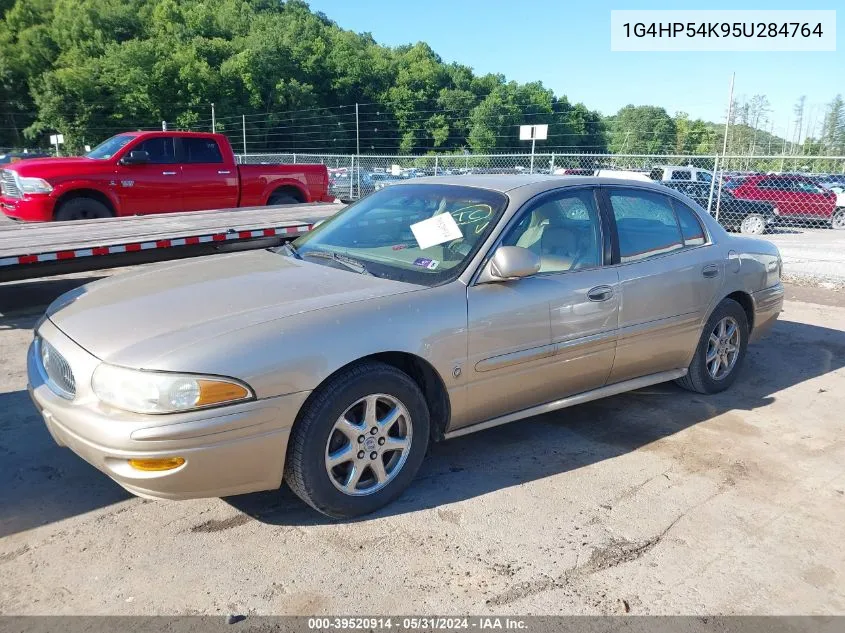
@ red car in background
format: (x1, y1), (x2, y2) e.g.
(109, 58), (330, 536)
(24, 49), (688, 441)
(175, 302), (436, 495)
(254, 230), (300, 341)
(0, 131), (333, 222)
(725, 174), (840, 228)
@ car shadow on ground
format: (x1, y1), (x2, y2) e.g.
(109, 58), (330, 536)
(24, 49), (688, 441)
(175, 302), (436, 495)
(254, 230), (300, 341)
(227, 317), (845, 526)
(2, 316), (842, 535)
(0, 389), (131, 538)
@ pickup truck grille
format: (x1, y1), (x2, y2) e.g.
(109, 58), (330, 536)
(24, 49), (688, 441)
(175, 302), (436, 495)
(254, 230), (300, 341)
(1, 170), (21, 198)
(37, 336), (76, 399)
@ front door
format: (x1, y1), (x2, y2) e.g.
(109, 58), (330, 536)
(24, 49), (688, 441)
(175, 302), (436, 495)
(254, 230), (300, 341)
(603, 187), (723, 384)
(114, 136), (182, 215)
(463, 187), (619, 427)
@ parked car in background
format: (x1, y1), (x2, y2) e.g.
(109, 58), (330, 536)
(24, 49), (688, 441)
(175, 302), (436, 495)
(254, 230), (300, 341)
(0, 151), (52, 164)
(725, 174), (840, 229)
(816, 174), (845, 190)
(29, 175), (783, 518)
(649, 165), (714, 185)
(1, 131), (333, 222)
(661, 180), (776, 235)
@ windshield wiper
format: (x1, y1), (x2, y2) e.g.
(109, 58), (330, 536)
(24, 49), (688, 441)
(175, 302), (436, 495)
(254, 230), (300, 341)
(274, 242), (302, 259)
(302, 250), (371, 275)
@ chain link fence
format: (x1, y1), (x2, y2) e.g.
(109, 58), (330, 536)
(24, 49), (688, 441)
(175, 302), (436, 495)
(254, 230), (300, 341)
(240, 151), (845, 284)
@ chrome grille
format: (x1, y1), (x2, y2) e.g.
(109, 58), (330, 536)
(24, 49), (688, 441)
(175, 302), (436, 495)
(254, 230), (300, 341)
(1, 170), (21, 198)
(38, 337), (76, 399)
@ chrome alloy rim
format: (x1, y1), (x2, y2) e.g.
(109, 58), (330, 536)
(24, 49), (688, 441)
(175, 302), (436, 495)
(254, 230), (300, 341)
(325, 394), (413, 496)
(832, 210), (845, 230)
(706, 316), (740, 380)
(741, 215), (765, 234)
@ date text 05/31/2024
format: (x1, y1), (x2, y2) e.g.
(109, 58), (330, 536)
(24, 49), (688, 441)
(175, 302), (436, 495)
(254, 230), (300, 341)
(307, 617), (528, 630)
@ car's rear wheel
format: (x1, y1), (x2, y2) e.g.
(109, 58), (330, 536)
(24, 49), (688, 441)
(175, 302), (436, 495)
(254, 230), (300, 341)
(832, 209), (845, 230)
(54, 197), (113, 221)
(676, 298), (749, 394)
(740, 214), (767, 235)
(268, 193), (300, 205)
(284, 361), (430, 518)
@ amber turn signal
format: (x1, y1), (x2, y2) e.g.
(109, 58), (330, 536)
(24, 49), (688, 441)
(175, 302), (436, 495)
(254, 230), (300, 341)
(196, 380), (251, 407)
(128, 457), (186, 471)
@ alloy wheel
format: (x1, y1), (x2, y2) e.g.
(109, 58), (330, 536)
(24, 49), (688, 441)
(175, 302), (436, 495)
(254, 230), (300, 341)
(324, 394), (413, 496)
(706, 316), (740, 380)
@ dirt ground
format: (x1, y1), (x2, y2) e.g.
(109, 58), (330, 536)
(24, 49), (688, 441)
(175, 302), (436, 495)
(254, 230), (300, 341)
(0, 271), (843, 615)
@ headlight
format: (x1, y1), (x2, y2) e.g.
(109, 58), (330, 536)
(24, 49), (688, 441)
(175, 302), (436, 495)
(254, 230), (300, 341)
(18, 176), (53, 194)
(91, 364), (254, 414)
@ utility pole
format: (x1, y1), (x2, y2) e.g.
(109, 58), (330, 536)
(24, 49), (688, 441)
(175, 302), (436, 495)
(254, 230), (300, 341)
(715, 72), (735, 223)
(211, 103), (216, 133)
(355, 103), (360, 156)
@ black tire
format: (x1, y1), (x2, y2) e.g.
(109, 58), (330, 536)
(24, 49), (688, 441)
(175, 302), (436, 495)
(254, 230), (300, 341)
(676, 298), (749, 395)
(284, 361), (430, 519)
(54, 197), (113, 221)
(267, 193), (300, 206)
(832, 209), (845, 231)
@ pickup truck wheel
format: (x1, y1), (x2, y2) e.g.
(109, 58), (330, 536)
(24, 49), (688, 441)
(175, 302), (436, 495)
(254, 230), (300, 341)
(55, 198), (112, 221)
(284, 361), (430, 519)
(676, 298), (749, 395)
(832, 209), (845, 230)
(740, 214), (767, 235)
(268, 193), (299, 205)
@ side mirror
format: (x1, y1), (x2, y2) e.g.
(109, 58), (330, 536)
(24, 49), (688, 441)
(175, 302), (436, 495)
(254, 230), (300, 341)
(478, 246), (541, 283)
(121, 150), (150, 165)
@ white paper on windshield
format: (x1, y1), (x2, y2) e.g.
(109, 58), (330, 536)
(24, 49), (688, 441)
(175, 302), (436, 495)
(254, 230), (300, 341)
(410, 213), (463, 250)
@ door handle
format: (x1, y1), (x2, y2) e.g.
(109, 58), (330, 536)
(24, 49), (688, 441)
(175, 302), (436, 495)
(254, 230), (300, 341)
(162, 171), (177, 176)
(702, 265), (719, 278)
(587, 285), (614, 302)
(218, 170), (231, 175)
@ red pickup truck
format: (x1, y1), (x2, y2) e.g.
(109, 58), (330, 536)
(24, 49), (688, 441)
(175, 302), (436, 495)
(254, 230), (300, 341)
(0, 131), (333, 221)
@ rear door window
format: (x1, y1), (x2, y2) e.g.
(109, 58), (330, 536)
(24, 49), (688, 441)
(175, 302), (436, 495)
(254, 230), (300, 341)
(183, 138), (224, 164)
(672, 201), (708, 247)
(608, 188), (685, 263)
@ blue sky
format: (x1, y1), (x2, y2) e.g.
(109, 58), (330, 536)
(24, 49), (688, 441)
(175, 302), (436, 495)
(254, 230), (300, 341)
(307, 0), (842, 138)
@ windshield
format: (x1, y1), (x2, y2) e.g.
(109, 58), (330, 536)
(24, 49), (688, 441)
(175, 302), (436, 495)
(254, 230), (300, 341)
(289, 184), (509, 286)
(86, 134), (136, 160)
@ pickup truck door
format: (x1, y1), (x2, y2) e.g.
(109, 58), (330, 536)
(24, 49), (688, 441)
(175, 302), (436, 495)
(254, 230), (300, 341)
(179, 137), (240, 212)
(114, 136), (183, 215)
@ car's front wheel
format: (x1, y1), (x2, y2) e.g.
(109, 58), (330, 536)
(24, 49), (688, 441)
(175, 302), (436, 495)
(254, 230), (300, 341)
(740, 214), (767, 235)
(676, 298), (749, 394)
(832, 209), (845, 230)
(285, 361), (430, 518)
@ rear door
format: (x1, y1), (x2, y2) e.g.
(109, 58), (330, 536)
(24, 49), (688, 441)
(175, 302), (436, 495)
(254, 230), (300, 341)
(602, 186), (722, 384)
(179, 137), (239, 212)
(464, 187), (619, 424)
(113, 136), (182, 215)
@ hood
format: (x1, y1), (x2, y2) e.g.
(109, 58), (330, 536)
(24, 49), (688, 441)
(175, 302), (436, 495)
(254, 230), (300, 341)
(6, 157), (104, 178)
(46, 250), (420, 365)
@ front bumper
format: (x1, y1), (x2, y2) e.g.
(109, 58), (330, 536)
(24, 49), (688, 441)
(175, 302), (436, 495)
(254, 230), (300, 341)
(1, 194), (55, 221)
(27, 319), (310, 500)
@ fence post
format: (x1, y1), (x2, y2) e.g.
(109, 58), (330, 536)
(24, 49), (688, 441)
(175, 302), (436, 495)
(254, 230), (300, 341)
(434, 155), (439, 176)
(549, 152), (555, 175)
(706, 154), (718, 214)
(242, 114), (247, 155)
(349, 155), (355, 200)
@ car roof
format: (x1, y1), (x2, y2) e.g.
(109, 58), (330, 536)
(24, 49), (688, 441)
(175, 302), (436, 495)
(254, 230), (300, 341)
(389, 174), (675, 195)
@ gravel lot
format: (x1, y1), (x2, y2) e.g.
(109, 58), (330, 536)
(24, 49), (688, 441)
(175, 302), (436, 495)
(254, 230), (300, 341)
(0, 270), (844, 616)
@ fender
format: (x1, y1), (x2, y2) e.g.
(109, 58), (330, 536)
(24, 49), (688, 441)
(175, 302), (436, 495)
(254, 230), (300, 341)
(49, 179), (122, 213)
(261, 177), (310, 204)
